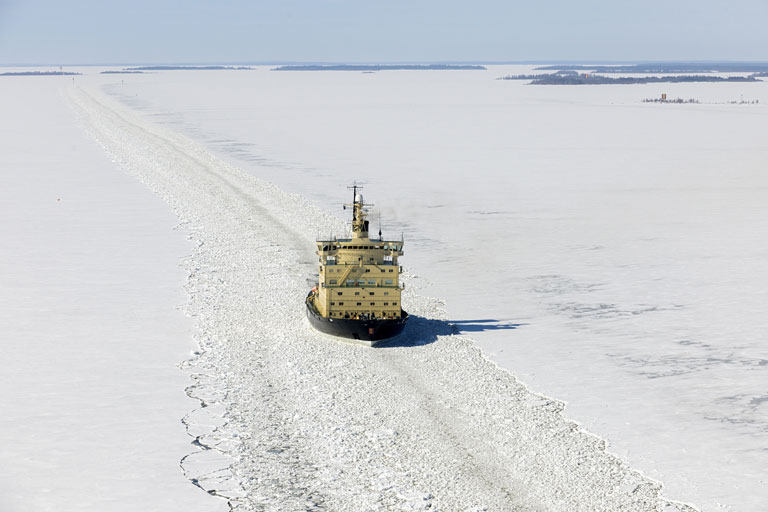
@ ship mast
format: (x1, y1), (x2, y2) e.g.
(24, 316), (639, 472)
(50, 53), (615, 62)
(345, 183), (373, 240)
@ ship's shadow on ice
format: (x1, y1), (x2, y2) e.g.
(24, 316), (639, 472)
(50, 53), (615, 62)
(379, 316), (525, 348)
(451, 319), (528, 333)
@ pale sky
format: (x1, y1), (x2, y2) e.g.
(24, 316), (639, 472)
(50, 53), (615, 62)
(1, 0), (766, 65)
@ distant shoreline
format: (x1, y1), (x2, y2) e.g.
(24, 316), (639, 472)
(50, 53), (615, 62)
(123, 65), (253, 71)
(535, 63), (768, 73)
(0, 71), (80, 76)
(499, 69), (762, 85)
(272, 64), (487, 71)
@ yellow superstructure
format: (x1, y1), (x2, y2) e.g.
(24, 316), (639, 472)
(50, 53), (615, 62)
(314, 186), (404, 321)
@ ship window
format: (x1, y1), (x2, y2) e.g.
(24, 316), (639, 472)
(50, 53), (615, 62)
(330, 302), (335, 306)
(370, 302), (375, 306)
(356, 302), (362, 306)
(346, 280), (354, 285)
(393, 302), (397, 305)
(368, 280), (375, 285)
(383, 292), (389, 296)
(338, 302), (344, 305)
(389, 269), (394, 272)
(365, 269), (370, 272)
(369, 258), (374, 262)
(329, 279), (337, 284)
(385, 279), (393, 285)
(384, 302), (389, 306)
(369, 292), (374, 295)
(337, 292), (342, 296)
(354, 292), (360, 296)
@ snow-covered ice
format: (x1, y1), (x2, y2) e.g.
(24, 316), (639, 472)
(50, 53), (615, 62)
(2, 65), (766, 511)
(0, 77), (224, 511)
(65, 76), (696, 511)
(91, 65), (767, 511)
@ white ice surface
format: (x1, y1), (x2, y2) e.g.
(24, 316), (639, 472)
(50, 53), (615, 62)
(90, 65), (768, 511)
(65, 80), (697, 511)
(0, 76), (223, 512)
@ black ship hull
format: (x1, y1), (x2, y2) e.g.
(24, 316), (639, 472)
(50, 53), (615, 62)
(306, 296), (408, 344)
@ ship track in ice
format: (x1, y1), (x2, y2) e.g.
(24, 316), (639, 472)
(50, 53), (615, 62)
(67, 83), (699, 512)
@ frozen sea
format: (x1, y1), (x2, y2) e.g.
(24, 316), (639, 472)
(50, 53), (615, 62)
(97, 65), (768, 511)
(0, 76), (226, 511)
(1, 65), (766, 511)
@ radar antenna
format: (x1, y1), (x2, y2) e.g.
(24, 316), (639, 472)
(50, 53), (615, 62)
(344, 181), (373, 239)
(347, 181), (363, 222)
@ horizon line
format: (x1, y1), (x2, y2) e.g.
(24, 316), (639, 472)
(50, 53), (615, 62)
(3, 59), (768, 68)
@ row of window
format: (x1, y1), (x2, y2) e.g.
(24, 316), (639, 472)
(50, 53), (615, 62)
(325, 268), (395, 273)
(320, 245), (402, 251)
(330, 302), (397, 306)
(337, 291), (391, 296)
(330, 279), (377, 285)
(327, 279), (396, 286)
(327, 311), (400, 319)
